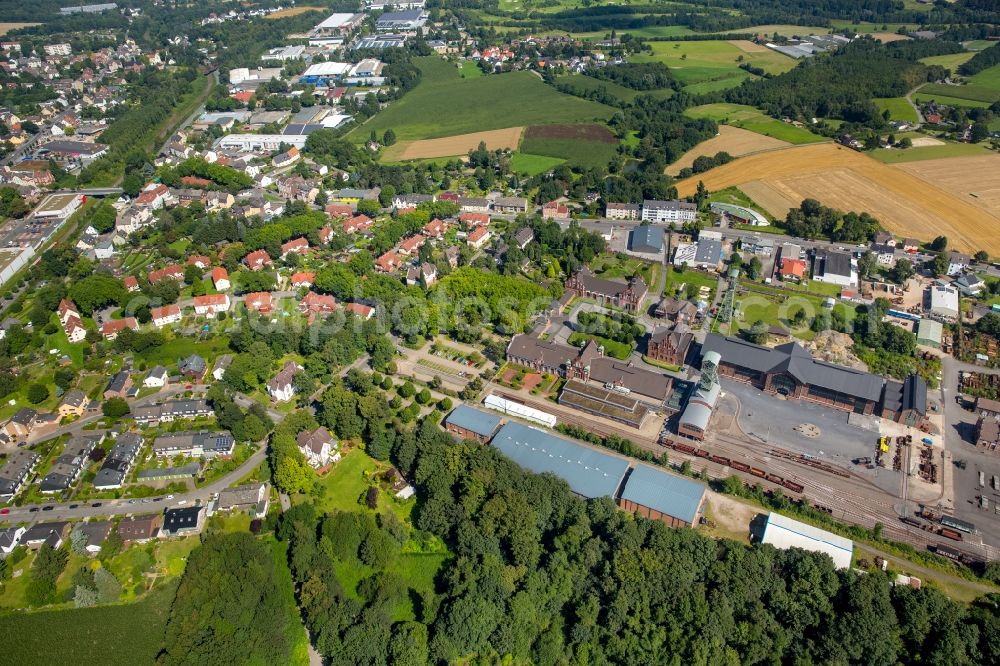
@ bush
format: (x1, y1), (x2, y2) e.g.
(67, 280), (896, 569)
(27, 383), (49, 404)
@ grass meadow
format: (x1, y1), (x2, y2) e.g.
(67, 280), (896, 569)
(632, 40), (797, 92)
(347, 56), (612, 142)
(873, 97), (919, 123)
(685, 104), (826, 144)
(869, 142), (994, 164)
(511, 152), (566, 176)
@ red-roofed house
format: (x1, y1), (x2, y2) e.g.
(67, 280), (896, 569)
(101, 317), (139, 340)
(244, 250), (272, 271)
(346, 303), (374, 320)
(212, 267), (230, 291)
(423, 218), (447, 239)
(460, 212), (490, 229)
(136, 183), (170, 209)
(343, 214), (372, 234)
(147, 264), (184, 285)
(398, 234), (425, 256)
(281, 237), (309, 258)
(58, 299), (79, 326)
(291, 272), (315, 288)
(193, 294), (231, 316)
(375, 251), (401, 273)
(318, 225), (333, 245)
(231, 90), (253, 104)
(779, 258), (807, 282)
(151, 304), (182, 328)
(468, 226), (491, 250)
(123, 276), (140, 292)
(186, 255), (211, 269)
(542, 201), (569, 220)
(64, 316), (87, 343)
(244, 292), (273, 314)
(325, 203), (353, 218)
(299, 292), (337, 315)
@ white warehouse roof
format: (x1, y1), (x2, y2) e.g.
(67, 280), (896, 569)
(317, 13), (356, 29)
(302, 62), (352, 77)
(761, 512), (853, 569)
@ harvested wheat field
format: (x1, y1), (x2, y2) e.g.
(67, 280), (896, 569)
(0, 23), (40, 35)
(667, 126), (789, 175)
(895, 154), (1000, 221)
(910, 137), (945, 147)
(676, 143), (1000, 254)
(265, 6), (324, 18)
(728, 40), (769, 53)
(872, 32), (911, 43)
(387, 127), (524, 161)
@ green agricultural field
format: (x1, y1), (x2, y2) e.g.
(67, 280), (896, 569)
(555, 73), (674, 103)
(519, 123), (620, 170)
(828, 21), (916, 34)
(511, 152), (565, 176)
(868, 141), (994, 164)
(963, 40), (995, 51)
(684, 103), (826, 144)
(968, 63), (1000, 90)
(919, 51), (976, 72)
(0, 582), (175, 666)
(918, 82), (1000, 103)
(872, 97), (919, 123)
(912, 92), (991, 109)
(346, 56), (612, 142)
(632, 40), (797, 91)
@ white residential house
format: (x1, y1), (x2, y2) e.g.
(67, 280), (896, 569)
(268, 360), (301, 403)
(296, 427), (339, 468)
(150, 304), (182, 328)
(193, 294), (231, 316)
(143, 366), (169, 388)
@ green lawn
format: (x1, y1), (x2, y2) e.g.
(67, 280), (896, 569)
(567, 332), (632, 360)
(346, 56), (613, 142)
(868, 141), (994, 164)
(733, 289), (855, 341)
(510, 152), (565, 176)
(963, 40), (995, 51)
(459, 60), (482, 78)
(134, 335), (231, 367)
(632, 40), (797, 91)
(872, 97), (919, 123)
(707, 186), (775, 221)
(919, 52), (976, 73)
(685, 103), (827, 144)
(592, 252), (653, 284)
(721, 24), (830, 37)
(0, 582), (175, 666)
(664, 266), (718, 302)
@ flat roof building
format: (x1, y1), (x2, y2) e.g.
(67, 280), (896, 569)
(491, 421), (629, 499)
(444, 405), (502, 443)
(35, 193), (84, 218)
(619, 463), (706, 527)
(761, 512), (853, 569)
(929, 285), (959, 320)
(628, 225), (664, 254)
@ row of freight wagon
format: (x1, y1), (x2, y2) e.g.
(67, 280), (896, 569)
(663, 439), (805, 494)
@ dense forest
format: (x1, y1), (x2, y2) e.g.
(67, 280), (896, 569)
(724, 38), (945, 123)
(270, 417), (1000, 665)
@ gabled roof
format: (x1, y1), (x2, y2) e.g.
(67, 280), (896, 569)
(620, 463), (706, 524)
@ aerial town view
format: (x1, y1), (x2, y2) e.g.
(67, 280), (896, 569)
(1, 0), (1000, 663)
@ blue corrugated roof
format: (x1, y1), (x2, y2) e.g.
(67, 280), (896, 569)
(445, 404), (502, 438)
(491, 421), (629, 499)
(620, 463), (706, 524)
(629, 225), (664, 252)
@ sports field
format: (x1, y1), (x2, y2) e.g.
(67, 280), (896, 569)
(685, 104), (827, 144)
(384, 127), (524, 161)
(348, 57), (612, 142)
(872, 97), (919, 123)
(520, 123), (619, 170)
(632, 40), (797, 91)
(675, 143), (1000, 254)
(667, 125), (790, 175)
